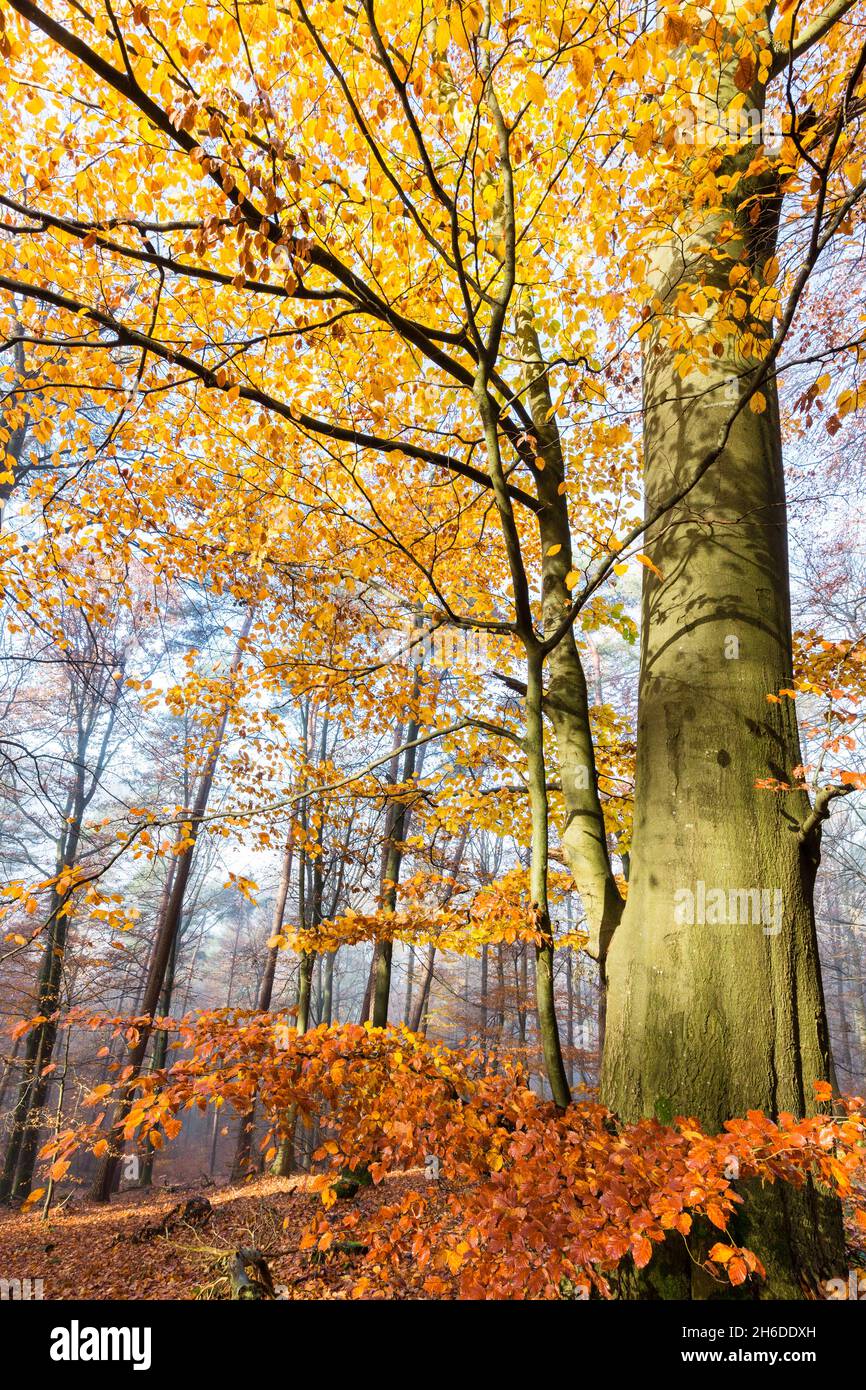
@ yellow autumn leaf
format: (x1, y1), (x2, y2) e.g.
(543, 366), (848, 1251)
(449, 9), (471, 52)
(525, 70), (548, 107)
(573, 47), (594, 87)
(636, 553), (663, 580)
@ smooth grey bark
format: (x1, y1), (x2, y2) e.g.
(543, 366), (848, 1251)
(602, 6), (849, 1294)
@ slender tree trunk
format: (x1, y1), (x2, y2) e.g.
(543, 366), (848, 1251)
(0, 336), (32, 527)
(318, 809), (350, 1032)
(0, 1036), (21, 1114)
(565, 947), (575, 1088)
(516, 946), (527, 1047)
(272, 948), (314, 1176)
(2, 664), (122, 1203)
(525, 651), (570, 1105)
(40, 1027), (71, 1220)
(516, 292), (624, 966)
(480, 944), (488, 1048)
(410, 945), (435, 1033)
(273, 704), (325, 1176)
(403, 947), (415, 1026)
(139, 898), (179, 1189)
(495, 943), (506, 1052)
(230, 842), (289, 1181)
(90, 610), (253, 1202)
(409, 825), (469, 1034)
(373, 686), (422, 1027)
(321, 950), (335, 1025)
(359, 951), (374, 1024)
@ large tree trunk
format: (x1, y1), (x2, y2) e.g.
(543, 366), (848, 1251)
(601, 8), (845, 1295)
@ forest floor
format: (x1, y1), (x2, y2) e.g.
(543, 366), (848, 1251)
(0, 1170), (444, 1300)
(2, 1172), (865, 1300)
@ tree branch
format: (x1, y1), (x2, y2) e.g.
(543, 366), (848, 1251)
(771, 0), (862, 78)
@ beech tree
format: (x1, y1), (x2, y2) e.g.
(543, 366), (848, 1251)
(1, 0), (865, 1299)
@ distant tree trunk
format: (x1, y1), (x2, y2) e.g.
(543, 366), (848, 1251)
(565, 947), (575, 1088)
(89, 610), (252, 1203)
(230, 847), (288, 1182)
(412, 945), (435, 1035)
(495, 944), (506, 1051)
(371, 699), (422, 1029)
(273, 703), (326, 1176)
(271, 944), (314, 1177)
(516, 946), (527, 1046)
(522, 649), (570, 1106)
(40, 1026), (71, 1220)
(359, 952), (374, 1024)
(318, 809), (350, 1031)
(410, 825), (469, 1034)
(0, 1037), (21, 1114)
(321, 950), (335, 1025)
(207, 1105), (221, 1179)
(272, 825), (310, 1178)
(850, 980), (866, 1086)
(139, 884), (179, 1190)
(1, 663), (122, 1203)
(480, 944), (488, 1043)
(0, 335), (32, 528)
(311, 954), (323, 1026)
(403, 948), (415, 1026)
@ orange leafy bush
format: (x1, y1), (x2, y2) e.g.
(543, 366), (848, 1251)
(37, 1013), (866, 1298)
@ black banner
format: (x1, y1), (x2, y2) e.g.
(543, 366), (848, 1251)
(1, 1295), (862, 1377)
